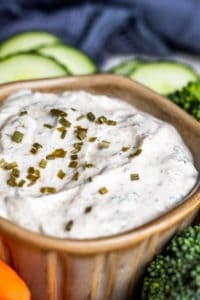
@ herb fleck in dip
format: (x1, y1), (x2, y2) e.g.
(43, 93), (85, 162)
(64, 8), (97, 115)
(0, 90), (198, 238)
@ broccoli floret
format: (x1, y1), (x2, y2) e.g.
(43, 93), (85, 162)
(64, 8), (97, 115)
(168, 81), (200, 121)
(142, 225), (200, 300)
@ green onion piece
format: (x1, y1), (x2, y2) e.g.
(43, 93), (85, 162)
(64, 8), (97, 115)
(18, 179), (25, 187)
(71, 142), (83, 154)
(40, 186), (56, 194)
(88, 177), (93, 182)
(28, 167), (35, 174)
(88, 137), (97, 142)
(33, 143), (42, 149)
(70, 154), (78, 160)
(46, 148), (67, 160)
(72, 172), (79, 181)
(68, 161), (78, 168)
(76, 115), (85, 121)
(11, 168), (20, 178)
(75, 127), (87, 140)
(84, 206), (93, 214)
(7, 178), (17, 187)
(98, 187), (108, 195)
(70, 107), (76, 111)
(19, 111), (27, 116)
(2, 161), (17, 170)
(65, 220), (74, 231)
(129, 148), (142, 158)
(122, 147), (130, 152)
(39, 159), (47, 169)
(106, 120), (117, 126)
(86, 112), (95, 122)
(130, 173), (140, 181)
(59, 117), (71, 128)
(57, 169), (66, 179)
(11, 131), (24, 143)
(43, 124), (53, 129)
(46, 154), (55, 160)
(96, 116), (107, 124)
(50, 108), (67, 117)
(52, 148), (67, 158)
(84, 163), (94, 168)
(99, 140), (110, 149)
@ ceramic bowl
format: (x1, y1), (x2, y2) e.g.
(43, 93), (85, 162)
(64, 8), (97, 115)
(0, 75), (199, 300)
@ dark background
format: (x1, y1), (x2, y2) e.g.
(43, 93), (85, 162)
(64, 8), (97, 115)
(0, 0), (200, 63)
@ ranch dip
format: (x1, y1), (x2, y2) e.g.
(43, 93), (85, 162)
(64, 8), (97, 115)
(0, 90), (198, 239)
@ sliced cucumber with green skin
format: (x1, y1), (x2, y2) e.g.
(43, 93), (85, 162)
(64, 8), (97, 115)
(0, 53), (68, 84)
(38, 44), (97, 75)
(0, 31), (60, 58)
(130, 61), (199, 95)
(111, 60), (144, 76)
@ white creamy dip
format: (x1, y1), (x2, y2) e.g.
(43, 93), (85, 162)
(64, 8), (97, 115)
(0, 90), (198, 238)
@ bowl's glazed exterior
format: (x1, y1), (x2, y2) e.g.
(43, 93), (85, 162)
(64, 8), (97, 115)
(0, 75), (199, 300)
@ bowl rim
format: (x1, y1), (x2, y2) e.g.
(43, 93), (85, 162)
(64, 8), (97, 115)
(0, 74), (199, 254)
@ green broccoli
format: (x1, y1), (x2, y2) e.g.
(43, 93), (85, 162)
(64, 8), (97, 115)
(142, 225), (200, 300)
(168, 81), (200, 121)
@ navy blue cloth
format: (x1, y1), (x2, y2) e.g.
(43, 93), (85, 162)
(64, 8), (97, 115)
(0, 0), (200, 63)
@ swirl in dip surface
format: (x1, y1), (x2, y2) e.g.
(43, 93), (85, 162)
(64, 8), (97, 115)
(0, 90), (198, 239)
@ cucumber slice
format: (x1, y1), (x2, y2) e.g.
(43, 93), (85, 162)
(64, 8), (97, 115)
(111, 60), (143, 76)
(0, 31), (60, 58)
(130, 61), (198, 95)
(0, 53), (67, 84)
(38, 44), (97, 75)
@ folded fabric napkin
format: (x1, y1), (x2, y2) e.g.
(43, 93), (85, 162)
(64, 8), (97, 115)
(0, 0), (199, 63)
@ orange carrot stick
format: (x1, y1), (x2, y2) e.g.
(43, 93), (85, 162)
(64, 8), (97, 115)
(0, 259), (30, 300)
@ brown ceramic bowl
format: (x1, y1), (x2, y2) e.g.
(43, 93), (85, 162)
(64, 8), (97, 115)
(0, 75), (199, 300)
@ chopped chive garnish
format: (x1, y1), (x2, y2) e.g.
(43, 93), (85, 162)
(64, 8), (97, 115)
(99, 140), (110, 149)
(70, 154), (78, 160)
(11, 131), (24, 143)
(46, 154), (55, 160)
(130, 173), (140, 181)
(57, 169), (66, 179)
(72, 172), (79, 181)
(46, 148), (67, 159)
(43, 124), (53, 129)
(52, 148), (67, 158)
(84, 163), (94, 168)
(68, 161), (78, 168)
(84, 206), (93, 214)
(106, 120), (117, 126)
(19, 111), (27, 116)
(18, 179), (25, 187)
(76, 115), (85, 121)
(40, 186), (56, 194)
(50, 108), (67, 117)
(86, 112), (95, 122)
(129, 148), (142, 158)
(65, 220), (74, 231)
(2, 161), (17, 170)
(122, 147), (130, 152)
(75, 127), (87, 140)
(39, 159), (47, 169)
(11, 168), (20, 178)
(61, 129), (67, 139)
(88, 137), (97, 142)
(59, 117), (71, 128)
(71, 107), (76, 111)
(7, 178), (17, 187)
(98, 187), (108, 195)
(88, 176), (93, 182)
(30, 142), (42, 154)
(71, 142), (83, 154)
(28, 167), (35, 173)
(96, 116), (107, 124)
